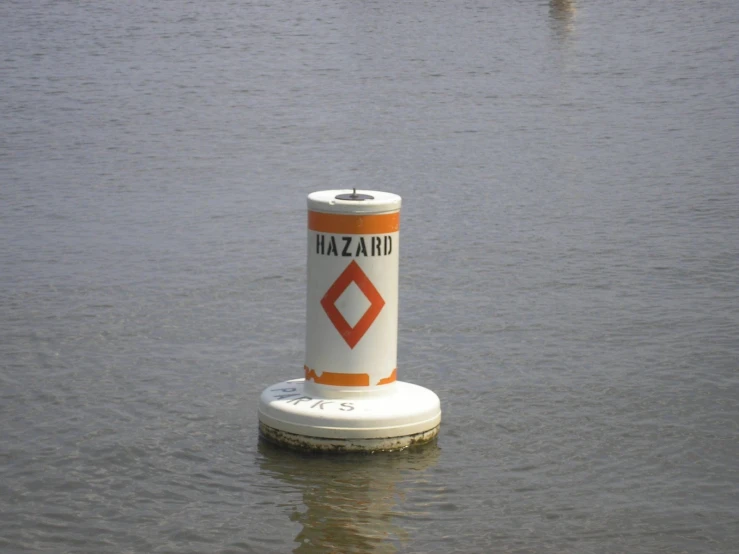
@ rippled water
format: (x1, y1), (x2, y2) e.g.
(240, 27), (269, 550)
(2, 0), (738, 552)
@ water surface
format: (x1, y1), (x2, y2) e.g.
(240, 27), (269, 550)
(2, 0), (738, 552)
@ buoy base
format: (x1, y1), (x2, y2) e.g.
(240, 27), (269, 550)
(259, 422), (439, 453)
(258, 378), (441, 453)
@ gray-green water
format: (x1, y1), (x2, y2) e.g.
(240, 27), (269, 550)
(2, 0), (738, 552)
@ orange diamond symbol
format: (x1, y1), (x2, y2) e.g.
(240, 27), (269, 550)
(321, 260), (385, 349)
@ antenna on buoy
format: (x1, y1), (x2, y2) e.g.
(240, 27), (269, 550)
(258, 189), (441, 452)
(335, 187), (374, 201)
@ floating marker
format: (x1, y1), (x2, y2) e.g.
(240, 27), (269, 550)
(258, 189), (441, 452)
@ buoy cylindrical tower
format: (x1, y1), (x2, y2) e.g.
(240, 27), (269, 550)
(258, 189), (441, 452)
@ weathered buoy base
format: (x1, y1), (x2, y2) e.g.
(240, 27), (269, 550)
(258, 378), (441, 453)
(259, 422), (439, 453)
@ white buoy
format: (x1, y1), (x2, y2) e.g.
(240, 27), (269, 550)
(258, 189), (441, 452)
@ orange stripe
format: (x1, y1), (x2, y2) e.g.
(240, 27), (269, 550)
(308, 211), (399, 235)
(376, 368), (397, 385)
(304, 366), (397, 387)
(304, 366), (369, 386)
